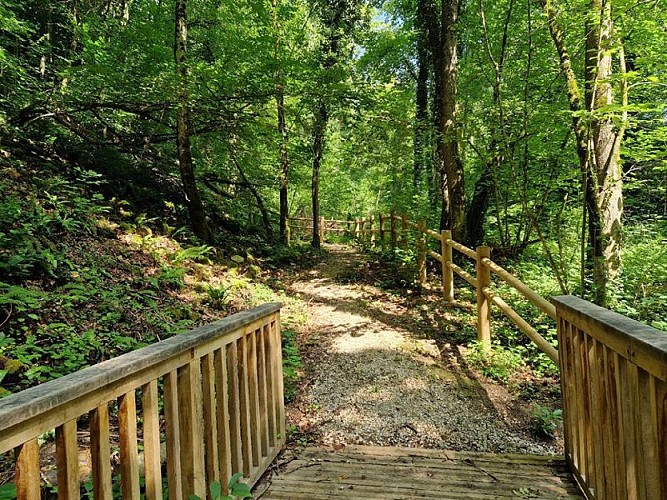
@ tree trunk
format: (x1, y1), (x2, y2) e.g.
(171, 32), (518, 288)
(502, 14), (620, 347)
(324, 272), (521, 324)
(423, 0), (447, 217)
(542, 0), (625, 305)
(584, 0), (623, 305)
(274, 0), (290, 245)
(441, 0), (465, 240)
(311, 101), (327, 249)
(174, 0), (210, 242)
(414, 0), (430, 191)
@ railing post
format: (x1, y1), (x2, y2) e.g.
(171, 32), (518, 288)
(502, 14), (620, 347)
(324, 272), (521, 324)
(417, 219), (427, 285)
(442, 230), (454, 302)
(354, 218), (360, 240)
(361, 218), (366, 242)
(286, 218), (291, 247)
(401, 215), (408, 251)
(379, 214), (386, 251)
(370, 215), (376, 247)
(476, 246), (491, 345)
(320, 216), (325, 242)
(390, 211), (397, 250)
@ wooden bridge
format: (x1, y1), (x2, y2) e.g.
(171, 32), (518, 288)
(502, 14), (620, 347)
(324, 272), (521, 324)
(1, 215), (666, 499)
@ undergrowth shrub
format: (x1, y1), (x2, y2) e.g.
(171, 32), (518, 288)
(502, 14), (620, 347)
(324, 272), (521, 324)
(463, 340), (524, 382)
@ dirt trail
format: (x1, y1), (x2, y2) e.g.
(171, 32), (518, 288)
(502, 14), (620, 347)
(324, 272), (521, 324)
(283, 244), (558, 454)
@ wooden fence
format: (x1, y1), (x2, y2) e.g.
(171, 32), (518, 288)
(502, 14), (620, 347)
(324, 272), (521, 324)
(286, 217), (356, 245)
(357, 212), (666, 499)
(553, 296), (667, 500)
(0, 303), (285, 499)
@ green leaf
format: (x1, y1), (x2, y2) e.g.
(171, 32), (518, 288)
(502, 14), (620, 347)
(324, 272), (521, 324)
(209, 481), (222, 500)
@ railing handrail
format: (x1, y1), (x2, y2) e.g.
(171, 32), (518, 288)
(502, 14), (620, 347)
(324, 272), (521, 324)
(553, 295), (667, 381)
(0, 302), (282, 450)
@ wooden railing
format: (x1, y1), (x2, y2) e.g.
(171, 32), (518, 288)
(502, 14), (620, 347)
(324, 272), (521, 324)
(0, 303), (285, 499)
(553, 296), (667, 500)
(286, 216), (354, 244)
(355, 212), (558, 363)
(357, 212), (666, 499)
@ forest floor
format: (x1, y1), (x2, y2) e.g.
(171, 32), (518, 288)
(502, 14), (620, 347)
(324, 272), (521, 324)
(273, 244), (561, 459)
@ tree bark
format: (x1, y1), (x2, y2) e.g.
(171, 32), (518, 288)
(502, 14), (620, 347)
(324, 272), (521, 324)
(542, 0), (625, 305)
(174, 0), (211, 242)
(273, 0), (290, 245)
(414, 0), (431, 191)
(441, 0), (465, 240)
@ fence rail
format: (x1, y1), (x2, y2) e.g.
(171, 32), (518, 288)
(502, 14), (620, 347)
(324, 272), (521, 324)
(1, 303), (285, 499)
(352, 211), (666, 499)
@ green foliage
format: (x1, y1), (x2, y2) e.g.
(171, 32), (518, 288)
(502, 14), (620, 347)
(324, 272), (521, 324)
(188, 474), (252, 500)
(464, 341), (524, 382)
(532, 406), (563, 439)
(281, 328), (302, 403)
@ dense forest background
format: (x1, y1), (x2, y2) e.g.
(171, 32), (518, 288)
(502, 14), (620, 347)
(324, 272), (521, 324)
(1, 0), (667, 393)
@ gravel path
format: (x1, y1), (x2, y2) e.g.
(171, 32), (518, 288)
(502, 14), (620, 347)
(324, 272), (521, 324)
(286, 245), (559, 455)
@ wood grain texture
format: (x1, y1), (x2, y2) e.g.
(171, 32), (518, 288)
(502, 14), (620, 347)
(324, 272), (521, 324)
(89, 404), (113, 500)
(118, 391), (140, 500)
(164, 370), (183, 500)
(256, 446), (583, 499)
(141, 380), (162, 500)
(177, 361), (206, 498)
(201, 353), (220, 488)
(56, 419), (79, 500)
(15, 439), (40, 500)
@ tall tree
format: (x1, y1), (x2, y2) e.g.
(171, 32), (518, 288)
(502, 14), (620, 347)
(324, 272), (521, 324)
(174, 0), (211, 242)
(273, 0), (290, 245)
(440, 0), (465, 240)
(542, 0), (626, 305)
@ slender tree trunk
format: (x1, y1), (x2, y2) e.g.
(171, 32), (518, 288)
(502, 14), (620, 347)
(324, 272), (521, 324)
(441, 0), (465, 240)
(312, 101), (327, 249)
(414, 0), (430, 191)
(273, 0), (290, 245)
(174, 0), (210, 242)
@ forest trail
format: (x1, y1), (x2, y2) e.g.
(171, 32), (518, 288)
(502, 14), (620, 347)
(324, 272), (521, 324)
(280, 244), (557, 455)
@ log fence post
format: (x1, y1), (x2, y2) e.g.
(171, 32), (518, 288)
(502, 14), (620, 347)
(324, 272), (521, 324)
(286, 219), (291, 247)
(401, 215), (408, 251)
(379, 214), (385, 251)
(476, 246), (491, 345)
(320, 216), (325, 242)
(370, 215), (376, 247)
(442, 230), (454, 302)
(417, 219), (427, 285)
(355, 218), (360, 240)
(390, 211), (397, 250)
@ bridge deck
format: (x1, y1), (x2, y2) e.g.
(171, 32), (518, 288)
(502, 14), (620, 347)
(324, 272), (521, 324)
(258, 445), (583, 499)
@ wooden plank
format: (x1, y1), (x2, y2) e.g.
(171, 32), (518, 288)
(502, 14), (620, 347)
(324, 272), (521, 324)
(177, 361), (206, 498)
(164, 370), (183, 500)
(608, 350), (627, 500)
(142, 381), (162, 500)
(475, 247), (491, 345)
(587, 338), (605, 497)
(118, 391), (140, 500)
(56, 419), (79, 500)
(595, 342), (615, 499)
(237, 335), (254, 477)
(15, 439), (40, 500)
(214, 348), (232, 491)
(618, 356), (639, 499)
(272, 316), (286, 445)
(638, 370), (660, 498)
(226, 341), (244, 476)
(551, 295), (667, 381)
(257, 326), (270, 456)
(89, 404), (113, 500)
(656, 377), (667, 499)
(201, 353), (220, 488)
(247, 329), (262, 467)
(264, 324), (278, 447)
(570, 327), (586, 483)
(0, 303), (283, 454)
